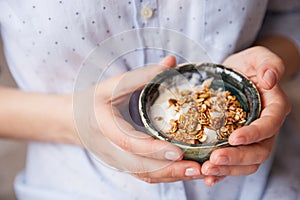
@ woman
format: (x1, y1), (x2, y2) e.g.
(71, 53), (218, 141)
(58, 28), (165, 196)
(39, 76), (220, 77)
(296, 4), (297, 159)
(0, 0), (299, 199)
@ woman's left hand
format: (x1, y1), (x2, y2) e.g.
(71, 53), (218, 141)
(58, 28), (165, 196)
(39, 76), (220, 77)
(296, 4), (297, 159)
(201, 46), (291, 186)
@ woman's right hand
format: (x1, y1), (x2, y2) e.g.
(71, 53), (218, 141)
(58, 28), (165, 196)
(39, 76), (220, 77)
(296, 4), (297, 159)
(72, 56), (206, 183)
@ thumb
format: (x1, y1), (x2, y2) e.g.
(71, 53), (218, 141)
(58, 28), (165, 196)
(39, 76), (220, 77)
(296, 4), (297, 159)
(159, 55), (177, 67)
(255, 48), (285, 90)
(257, 66), (279, 90)
(100, 55), (176, 100)
(259, 68), (278, 90)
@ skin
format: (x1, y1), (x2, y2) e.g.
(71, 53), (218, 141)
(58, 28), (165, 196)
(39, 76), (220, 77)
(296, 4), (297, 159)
(202, 35), (300, 185)
(0, 35), (299, 186)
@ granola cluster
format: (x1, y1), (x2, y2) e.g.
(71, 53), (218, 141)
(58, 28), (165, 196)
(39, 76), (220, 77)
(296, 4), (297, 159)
(155, 78), (247, 144)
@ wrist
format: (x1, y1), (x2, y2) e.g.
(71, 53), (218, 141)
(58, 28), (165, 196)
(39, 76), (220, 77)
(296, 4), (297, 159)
(0, 87), (82, 145)
(55, 94), (82, 145)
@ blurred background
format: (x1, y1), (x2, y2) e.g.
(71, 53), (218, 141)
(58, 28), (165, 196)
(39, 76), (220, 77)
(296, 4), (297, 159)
(0, 38), (27, 200)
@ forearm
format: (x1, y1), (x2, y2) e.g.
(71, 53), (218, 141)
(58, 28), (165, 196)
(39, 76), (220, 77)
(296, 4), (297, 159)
(255, 34), (300, 81)
(0, 86), (80, 145)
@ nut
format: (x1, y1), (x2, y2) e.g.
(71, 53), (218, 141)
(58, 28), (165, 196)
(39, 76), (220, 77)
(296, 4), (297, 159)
(162, 77), (247, 144)
(199, 134), (208, 142)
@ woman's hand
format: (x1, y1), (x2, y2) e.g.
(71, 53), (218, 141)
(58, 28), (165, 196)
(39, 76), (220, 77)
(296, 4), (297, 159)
(73, 56), (206, 183)
(201, 46), (291, 185)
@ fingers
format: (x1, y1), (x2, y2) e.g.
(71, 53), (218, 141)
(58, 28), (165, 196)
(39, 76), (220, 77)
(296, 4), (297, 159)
(89, 122), (203, 183)
(203, 176), (227, 186)
(210, 137), (275, 166)
(223, 46), (285, 90)
(223, 47), (288, 146)
(201, 138), (274, 183)
(200, 140), (271, 178)
(134, 176), (195, 184)
(229, 116), (279, 146)
(131, 159), (203, 183)
(100, 55), (176, 101)
(159, 55), (177, 66)
(229, 87), (289, 145)
(93, 55), (181, 161)
(200, 138), (273, 182)
(90, 129), (203, 182)
(202, 161), (259, 176)
(253, 46), (285, 90)
(97, 107), (183, 161)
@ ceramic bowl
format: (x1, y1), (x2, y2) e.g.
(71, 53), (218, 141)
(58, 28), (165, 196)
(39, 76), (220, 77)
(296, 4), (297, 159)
(139, 63), (261, 163)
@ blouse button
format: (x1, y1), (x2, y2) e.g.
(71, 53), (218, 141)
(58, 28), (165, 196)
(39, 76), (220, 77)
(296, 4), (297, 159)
(141, 7), (153, 19)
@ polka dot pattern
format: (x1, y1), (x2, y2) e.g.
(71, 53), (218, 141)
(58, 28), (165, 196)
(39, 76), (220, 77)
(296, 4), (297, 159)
(1, 1), (299, 200)
(0, 0), (270, 91)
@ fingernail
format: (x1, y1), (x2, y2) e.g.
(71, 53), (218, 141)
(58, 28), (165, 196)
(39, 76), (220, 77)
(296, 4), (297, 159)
(185, 167), (201, 176)
(165, 151), (180, 161)
(263, 69), (277, 88)
(209, 180), (216, 186)
(205, 178), (215, 187)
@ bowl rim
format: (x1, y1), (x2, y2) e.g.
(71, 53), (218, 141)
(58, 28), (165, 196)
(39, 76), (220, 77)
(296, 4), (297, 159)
(139, 62), (261, 148)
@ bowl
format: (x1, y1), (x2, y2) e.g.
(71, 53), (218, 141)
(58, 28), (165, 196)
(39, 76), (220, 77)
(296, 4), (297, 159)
(138, 63), (261, 163)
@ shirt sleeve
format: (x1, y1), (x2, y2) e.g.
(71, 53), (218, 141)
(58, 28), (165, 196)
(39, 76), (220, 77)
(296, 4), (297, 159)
(258, 0), (300, 51)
